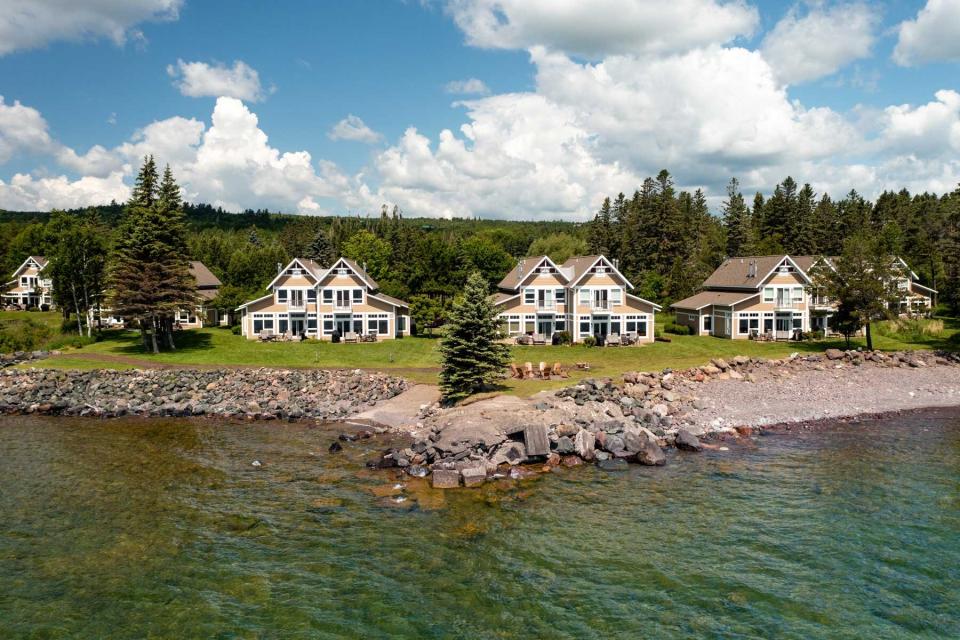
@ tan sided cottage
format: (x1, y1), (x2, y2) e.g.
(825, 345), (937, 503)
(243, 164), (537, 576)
(3, 256), (53, 309)
(237, 257), (410, 340)
(493, 255), (661, 345)
(671, 254), (936, 340)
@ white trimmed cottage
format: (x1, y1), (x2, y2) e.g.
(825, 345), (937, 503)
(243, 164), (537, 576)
(671, 254), (937, 340)
(3, 256), (53, 309)
(492, 254), (661, 344)
(237, 257), (410, 340)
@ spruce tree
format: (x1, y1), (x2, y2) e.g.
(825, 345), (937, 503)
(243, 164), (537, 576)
(587, 197), (613, 256)
(722, 178), (752, 256)
(306, 229), (335, 266)
(438, 270), (510, 403)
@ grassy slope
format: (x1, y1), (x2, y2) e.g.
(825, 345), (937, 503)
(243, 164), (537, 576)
(39, 317), (959, 395)
(0, 310), (63, 331)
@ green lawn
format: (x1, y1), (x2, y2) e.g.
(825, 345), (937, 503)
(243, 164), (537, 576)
(38, 317), (960, 395)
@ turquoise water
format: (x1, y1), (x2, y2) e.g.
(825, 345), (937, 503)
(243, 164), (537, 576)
(1, 410), (959, 639)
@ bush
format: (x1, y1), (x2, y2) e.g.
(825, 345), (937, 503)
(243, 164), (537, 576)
(875, 318), (944, 341)
(26, 306), (39, 312)
(231, 325), (242, 335)
(45, 334), (97, 350)
(40, 304), (50, 312)
(581, 335), (597, 347)
(61, 318), (79, 333)
(810, 329), (825, 340)
(0, 317), (53, 352)
(553, 331), (572, 345)
(664, 323), (692, 335)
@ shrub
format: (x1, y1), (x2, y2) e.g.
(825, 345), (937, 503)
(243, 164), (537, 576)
(0, 317), (53, 352)
(876, 318), (944, 341)
(45, 334), (97, 350)
(664, 323), (692, 335)
(61, 318), (79, 333)
(40, 304), (50, 312)
(26, 306), (39, 312)
(810, 329), (825, 340)
(231, 325), (242, 335)
(553, 331), (572, 345)
(581, 335), (597, 347)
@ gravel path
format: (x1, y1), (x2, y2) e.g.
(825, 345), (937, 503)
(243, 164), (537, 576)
(685, 364), (960, 432)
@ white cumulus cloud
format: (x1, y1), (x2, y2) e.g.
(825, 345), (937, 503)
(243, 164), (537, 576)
(0, 0), (182, 56)
(446, 0), (758, 58)
(761, 3), (878, 85)
(893, 0), (960, 66)
(328, 115), (382, 144)
(0, 172), (130, 210)
(445, 78), (490, 94)
(167, 59), (268, 102)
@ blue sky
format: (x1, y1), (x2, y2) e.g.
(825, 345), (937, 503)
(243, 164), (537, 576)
(1, 0), (959, 219)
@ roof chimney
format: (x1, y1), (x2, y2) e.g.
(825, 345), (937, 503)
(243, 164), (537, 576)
(518, 259), (524, 276)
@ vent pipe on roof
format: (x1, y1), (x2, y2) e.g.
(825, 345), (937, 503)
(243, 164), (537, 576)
(518, 259), (524, 276)
(613, 258), (619, 269)
(277, 262), (283, 274)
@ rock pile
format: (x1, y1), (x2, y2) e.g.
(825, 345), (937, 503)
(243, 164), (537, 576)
(0, 367), (407, 420)
(375, 348), (960, 488)
(0, 350), (56, 369)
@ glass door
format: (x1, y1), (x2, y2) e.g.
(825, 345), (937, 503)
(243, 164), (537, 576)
(290, 314), (306, 336)
(536, 316), (553, 337)
(335, 315), (353, 336)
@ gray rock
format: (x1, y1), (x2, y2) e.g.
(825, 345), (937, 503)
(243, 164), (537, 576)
(574, 429), (595, 460)
(432, 469), (460, 489)
(555, 436), (575, 454)
(461, 466), (486, 487)
(598, 458), (628, 471)
(675, 428), (702, 452)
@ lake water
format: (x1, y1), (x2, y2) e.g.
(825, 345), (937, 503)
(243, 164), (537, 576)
(1, 410), (959, 639)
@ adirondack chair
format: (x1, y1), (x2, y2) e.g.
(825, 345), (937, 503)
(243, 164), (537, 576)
(551, 362), (568, 378)
(344, 331), (358, 343)
(538, 361), (549, 378)
(509, 363), (523, 379)
(523, 362), (535, 379)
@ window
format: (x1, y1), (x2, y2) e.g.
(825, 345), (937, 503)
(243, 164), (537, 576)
(579, 289), (590, 305)
(593, 289), (609, 309)
(792, 315), (803, 330)
(307, 289), (317, 301)
(611, 319), (622, 334)
(352, 289), (363, 303)
(322, 289), (333, 303)
(277, 289), (288, 302)
(307, 317), (317, 330)
(555, 318), (566, 331)
(610, 288), (622, 305)
(322, 319), (334, 334)
(763, 287), (774, 302)
(625, 315), (647, 335)
(738, 312), (760, 335)
(792, 287), (804, 303)
(524, 317), (535, 333)
(523, 288), (535, 304)
(367, 314), (389, 334)
(703, 315), (712, 332)
(279, 319), (289, 334)
(289, 290), (304, 308)
(579, 319), (591, 334)
(764, 317), (773, 332)
(555, 289), (565, 303)
(398, 316), (406, 332)
(503, 314), (521, 335)
(537, 289), (554, 309)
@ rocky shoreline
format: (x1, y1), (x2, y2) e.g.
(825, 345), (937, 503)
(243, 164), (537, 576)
(0, 368), (408, 421)
(372, 349), (960, 488)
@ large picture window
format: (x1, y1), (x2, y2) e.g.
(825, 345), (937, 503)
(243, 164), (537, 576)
(738, 312), (760, 335)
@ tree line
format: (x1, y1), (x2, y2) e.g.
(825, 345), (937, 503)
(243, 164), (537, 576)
(2, 167), (959, 338)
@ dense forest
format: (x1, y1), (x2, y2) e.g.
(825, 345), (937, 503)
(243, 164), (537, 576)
(2, 168), (958, 327)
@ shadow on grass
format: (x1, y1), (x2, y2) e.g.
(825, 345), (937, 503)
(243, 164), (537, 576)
(97, 329), (215, 355)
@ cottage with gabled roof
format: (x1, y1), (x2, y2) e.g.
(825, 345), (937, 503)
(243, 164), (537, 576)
(2, 256), (53, 309)
(671, 254), (936, 340)
(492, 254), (661, 344)
(236, 257), (410, 340)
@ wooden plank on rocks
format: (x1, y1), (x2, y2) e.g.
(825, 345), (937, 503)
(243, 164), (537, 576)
(523, 424), (550, 456)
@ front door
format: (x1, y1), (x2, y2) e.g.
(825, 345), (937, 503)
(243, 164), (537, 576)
(775, 313), (792, 339)
(592, 315), (609, 337)
(537, 316), (553, 337)
(290, 314), (306, 336)
(335, 315), (352, 336)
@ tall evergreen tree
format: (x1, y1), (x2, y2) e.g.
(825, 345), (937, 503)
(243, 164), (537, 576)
(306, 229), (335, 266)
(438, 271), (510, 403)
(587, 197), (614, 256)
(722, 178), (752, 256)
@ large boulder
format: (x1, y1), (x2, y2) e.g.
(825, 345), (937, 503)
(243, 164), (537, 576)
(432, 469), (460, 489)
(461, 466), (486, 487)
(675, 428), (703, 452)
(490, 441), (527, 466)
(574, 429), (595, 461)
(623, 426), (666, 466)
(825, 348), (844, 360)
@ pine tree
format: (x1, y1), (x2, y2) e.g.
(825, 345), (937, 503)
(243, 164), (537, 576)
(792, 183), (817, 254)
(587, 197), (613, 256)
(438, 271), (510, 403)
(722, 178), (752, 256)
(306, 229), (335, 266)
(130, 155), (159, 207)
(153, 165), (196, 350)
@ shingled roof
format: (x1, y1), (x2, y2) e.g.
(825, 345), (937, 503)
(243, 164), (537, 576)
(702, 255), (816, 289)
(671, 290), (759, 310)
(188, 261), (222, 288)
(496, 255), (553, 290)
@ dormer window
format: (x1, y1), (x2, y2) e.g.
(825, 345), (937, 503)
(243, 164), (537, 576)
(287, 267), (303, 276)
(335, 267), (350, 276)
